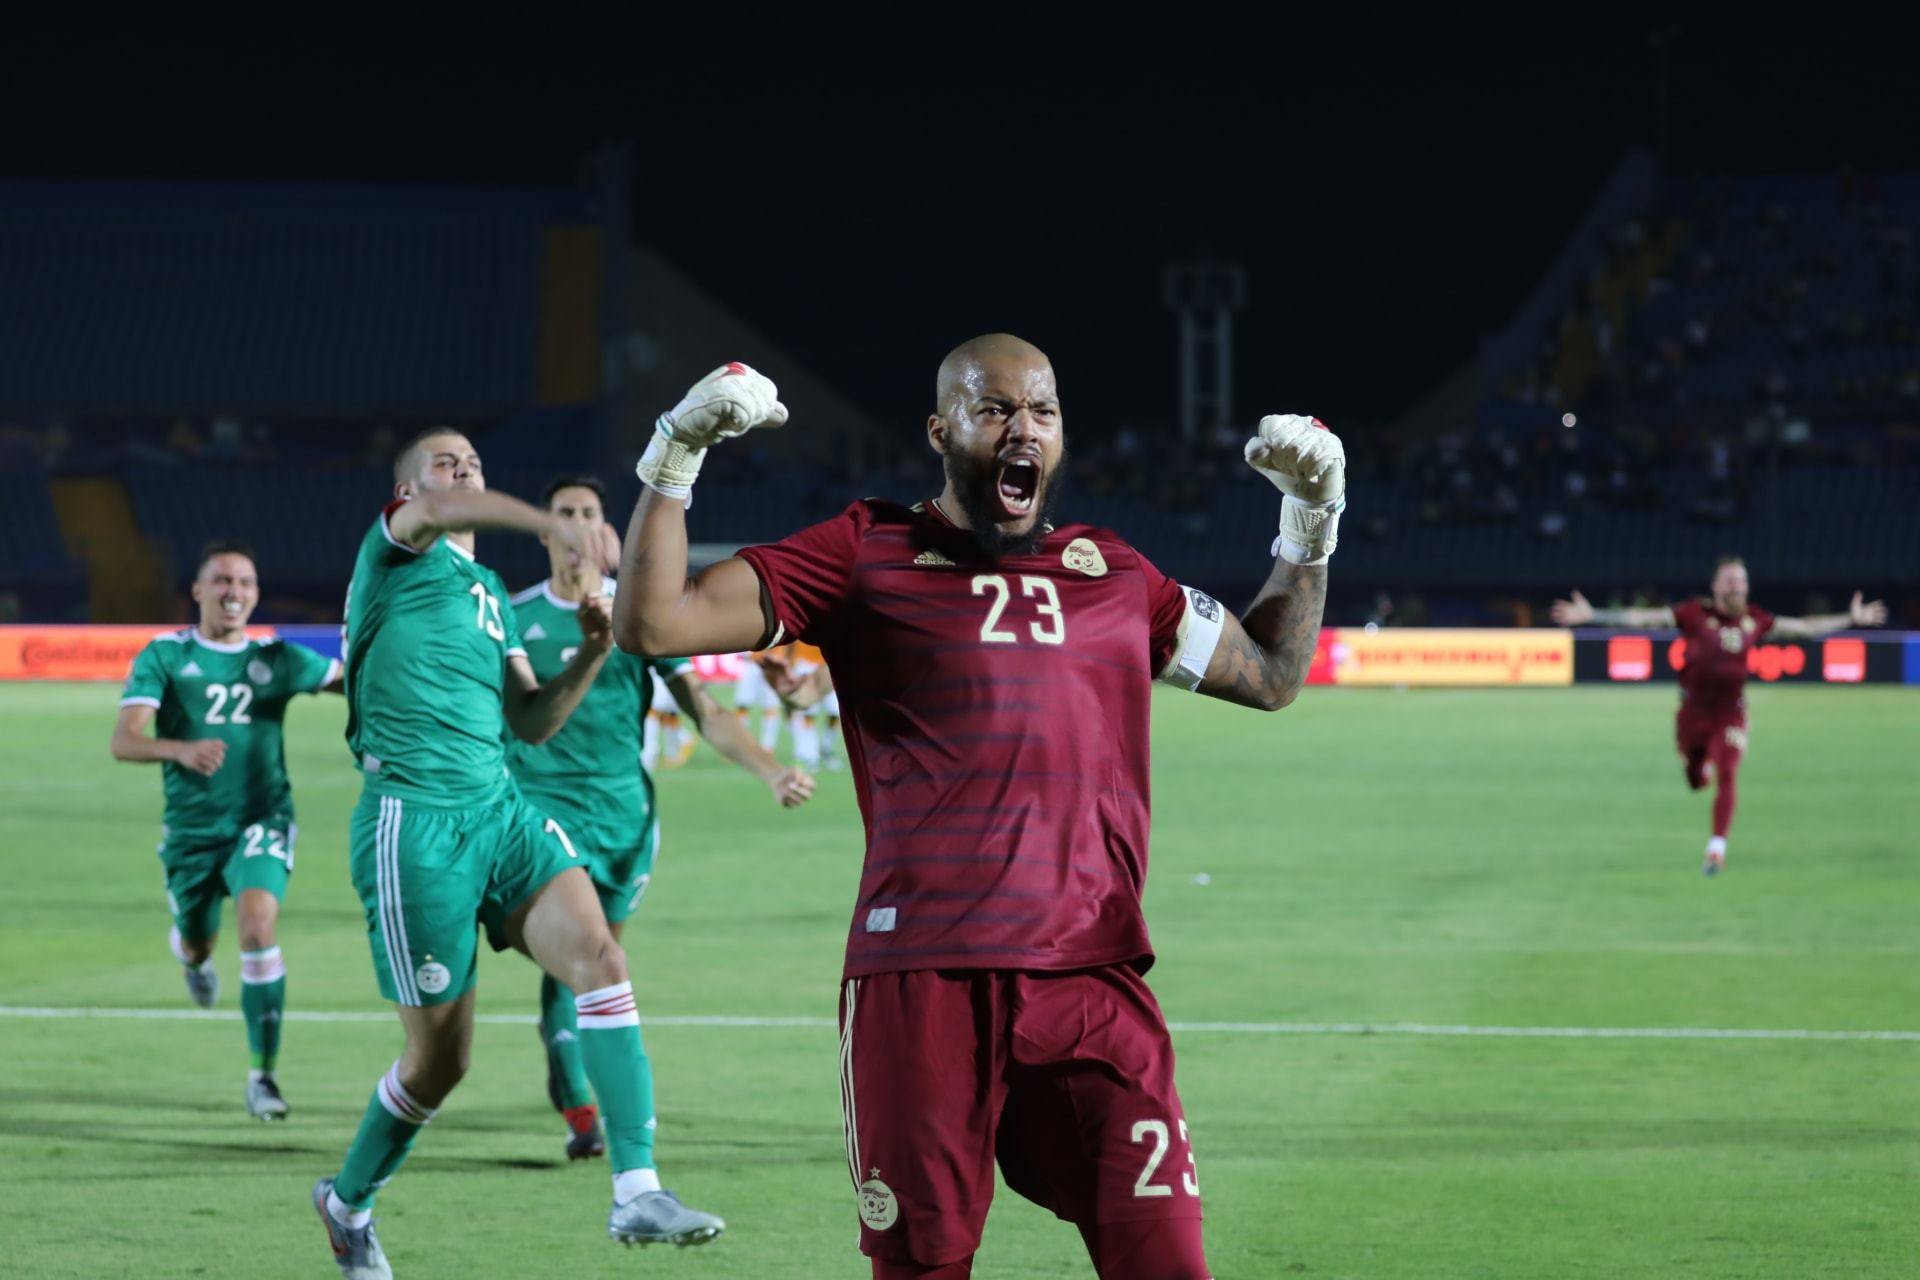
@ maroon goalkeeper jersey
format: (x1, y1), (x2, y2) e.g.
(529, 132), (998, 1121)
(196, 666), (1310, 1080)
(737, 499), (1219, 979)
(1672, 597), (1775, 716)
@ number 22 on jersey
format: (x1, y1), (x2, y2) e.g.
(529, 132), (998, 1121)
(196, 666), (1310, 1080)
(972, 574), (1066, 645)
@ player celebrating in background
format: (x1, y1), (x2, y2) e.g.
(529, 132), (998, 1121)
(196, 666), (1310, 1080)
(313, 432), (722, 1280)
(1553, 557), (1887, 874)
(111, 540), (340, 1121)
(613, 339), (1339, 1280)
(508, 473), (815, 1163)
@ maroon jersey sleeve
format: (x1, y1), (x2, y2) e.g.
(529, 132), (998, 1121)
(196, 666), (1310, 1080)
(1748, 605), (1776, 641)
(1671, 598), (1704, 630)
(1131, 544), (1194, 675)
(735, 503), (867, 646)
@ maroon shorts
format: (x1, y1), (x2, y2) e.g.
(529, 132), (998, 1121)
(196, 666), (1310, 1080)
(1676, 705), (1748, 764)
(838, 965), (1203, 1267)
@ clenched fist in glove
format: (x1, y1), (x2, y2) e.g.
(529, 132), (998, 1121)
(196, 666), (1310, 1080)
(636, 362), (789, 501)
(1244, 414), (1346, 565)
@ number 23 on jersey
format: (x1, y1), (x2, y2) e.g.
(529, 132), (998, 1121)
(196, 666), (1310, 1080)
(972, 574), (1066, 645)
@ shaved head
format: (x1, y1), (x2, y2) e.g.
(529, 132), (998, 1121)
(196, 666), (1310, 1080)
(936, 333), (1055, 413)
(927, 333), (1066, 558)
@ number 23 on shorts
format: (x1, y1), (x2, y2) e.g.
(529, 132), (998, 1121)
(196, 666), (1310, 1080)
(1131, 1117), (1200, 1198)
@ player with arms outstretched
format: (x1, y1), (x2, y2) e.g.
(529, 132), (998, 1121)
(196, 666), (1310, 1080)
(1553, 556), (1887, 874)
(112, 540), (340, 1120)
(613, 339), (1340, 1280)
(312, 432), (723, 1280)
(508, 473), (816, 1162)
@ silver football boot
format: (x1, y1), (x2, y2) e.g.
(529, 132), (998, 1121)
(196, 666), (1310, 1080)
(313, 1178), (392, 1280)
(607, 1189), (725, 1247)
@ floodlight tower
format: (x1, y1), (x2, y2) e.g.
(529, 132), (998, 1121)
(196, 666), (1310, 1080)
(1162, 260), (1247, 442)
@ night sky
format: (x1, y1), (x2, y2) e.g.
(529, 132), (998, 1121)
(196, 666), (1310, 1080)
(7, 16), (1917, 436)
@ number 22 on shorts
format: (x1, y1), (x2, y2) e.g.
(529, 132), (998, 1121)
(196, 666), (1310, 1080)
(1131, 1118), (1200, 1198)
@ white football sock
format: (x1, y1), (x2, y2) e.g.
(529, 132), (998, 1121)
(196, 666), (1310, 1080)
(327, 1189), (372, 1230)
(614, 1166), (662, 1203)
(1706, 836), (1727, 857)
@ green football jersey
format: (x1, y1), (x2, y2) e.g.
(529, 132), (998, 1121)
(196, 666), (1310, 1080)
(121, 628), (337, 840)
(504, 576), (692, 823)
(342, 503), (526, 807)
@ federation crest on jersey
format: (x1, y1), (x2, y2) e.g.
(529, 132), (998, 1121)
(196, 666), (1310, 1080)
(415, 961), (452, 995)
(247, 658), (273, 684)
(1740, 615), (1755, 634)
(1063, 537), (1107, 577)
(857, 1172), (900, 1230)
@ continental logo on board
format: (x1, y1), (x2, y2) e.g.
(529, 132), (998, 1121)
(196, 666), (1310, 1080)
(0, 626), (275, 681)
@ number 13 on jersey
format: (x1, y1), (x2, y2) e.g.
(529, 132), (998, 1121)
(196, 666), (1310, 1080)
(972, 574), (1066, 645)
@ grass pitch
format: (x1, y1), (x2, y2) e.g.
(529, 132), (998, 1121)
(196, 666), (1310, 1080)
(1, 681), (1915, 1278)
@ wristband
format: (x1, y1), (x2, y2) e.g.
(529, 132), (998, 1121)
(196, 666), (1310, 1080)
(1272, 495), (1344, 565)
(635, 423), (706, 503)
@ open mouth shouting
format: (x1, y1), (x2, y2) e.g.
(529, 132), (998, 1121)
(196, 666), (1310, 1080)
(996, 453), (1042, 520)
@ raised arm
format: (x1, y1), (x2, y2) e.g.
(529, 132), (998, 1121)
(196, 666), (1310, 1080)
(1550, 590), (1676, 629)
(613, 493), (772, 657)
(1195, 414), (1340, 711)
(110, 704), (226, 775)
(1771, 592), (1888, 640)
(667, 671), (816, 807)
(501, 597), (613, 745)
(388, 488), (560, 550)
(1197, 563), (1328, 711)
(612, 363), (790, 658)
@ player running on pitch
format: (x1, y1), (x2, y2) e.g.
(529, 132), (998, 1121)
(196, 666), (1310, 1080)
(613, 337), (1338, 1280)
(113, 540), (341, 1121)
(508, 473), (816, 1162)
(1553, 557), (1887, 874)
(313, 432), (724, 1280)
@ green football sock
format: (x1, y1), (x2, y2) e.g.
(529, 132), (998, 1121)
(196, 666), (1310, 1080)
(239, 948), (286, 1072)
(540, 975), (594, 1111)
(574, 982), (656, 1172)
(333, 1065), (436, 1209)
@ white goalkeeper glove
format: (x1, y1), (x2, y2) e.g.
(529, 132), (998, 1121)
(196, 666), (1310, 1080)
(1244, 414), (1346, 565)
(636, 362), (789, 501)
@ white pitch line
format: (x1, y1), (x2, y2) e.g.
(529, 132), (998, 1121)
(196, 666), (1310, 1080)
(0, 1006), (1915, 1042)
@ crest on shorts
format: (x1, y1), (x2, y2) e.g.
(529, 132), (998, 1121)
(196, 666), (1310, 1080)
(415, 960), (452, 995)
(1063, 538), (1107, 577)
(857, 1173), (900, 1230)
(247, 659), (273, 684)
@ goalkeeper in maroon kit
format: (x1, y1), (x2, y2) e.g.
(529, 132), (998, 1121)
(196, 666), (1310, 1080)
(1554, 556), (1886, 874)
(612, 336), (1339, 1280)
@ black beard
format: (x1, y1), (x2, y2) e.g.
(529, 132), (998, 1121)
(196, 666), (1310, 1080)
(944, 447), (1068, 560)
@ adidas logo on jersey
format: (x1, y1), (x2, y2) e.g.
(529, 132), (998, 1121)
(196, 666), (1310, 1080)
(524, 623), (547, 640)
(913, 548), (956, 567)
(180, 661), (203, 677)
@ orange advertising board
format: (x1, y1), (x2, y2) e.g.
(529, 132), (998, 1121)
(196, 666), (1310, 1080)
(1327, 628), (1573, 687)
(0, 626), (276, 681)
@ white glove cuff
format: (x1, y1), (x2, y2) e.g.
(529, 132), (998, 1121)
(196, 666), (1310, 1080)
(1273, 495), (1344, 565)
(635, 424), (706, 504)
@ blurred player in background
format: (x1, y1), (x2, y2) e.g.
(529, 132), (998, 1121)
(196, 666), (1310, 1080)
(313, 431), (719, 1280)
(732, 643), (791, 752)
(111, 540), (340, 1121)
(508, 474), (815, 1164)
(1554, 556), (1887, 874)
(614, 339), (1340, 1280)
(642, 669), (695, 769)
(765, 644), (842, 771)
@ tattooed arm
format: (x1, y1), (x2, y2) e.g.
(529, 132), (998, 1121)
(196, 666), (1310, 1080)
(1197, 560), (1329, 711)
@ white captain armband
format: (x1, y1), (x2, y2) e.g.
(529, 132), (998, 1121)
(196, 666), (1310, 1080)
(1156, 586), (1226, 691)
